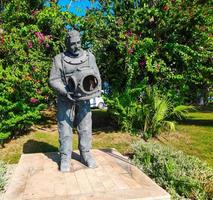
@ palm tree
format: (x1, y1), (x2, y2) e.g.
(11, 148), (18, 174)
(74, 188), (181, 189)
(139, 86), (192, 140)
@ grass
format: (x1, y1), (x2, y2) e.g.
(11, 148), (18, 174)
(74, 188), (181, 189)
(157, 106), (213, 167)
(0, 109), (138, 164)
(0, 106), (212, 167)
(0, 130), (138, 164)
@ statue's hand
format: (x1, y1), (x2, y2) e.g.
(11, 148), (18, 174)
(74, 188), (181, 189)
(66, 92), (75, 102)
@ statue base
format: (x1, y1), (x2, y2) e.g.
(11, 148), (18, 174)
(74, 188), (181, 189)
(4, 149), (170, 200)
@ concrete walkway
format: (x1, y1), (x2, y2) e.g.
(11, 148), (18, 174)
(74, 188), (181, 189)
(4, 149), (170, 200)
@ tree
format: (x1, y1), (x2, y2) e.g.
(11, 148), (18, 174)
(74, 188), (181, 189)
(0, 0), (79, 140)
(80, 0), (212, 104)
(77, 0), (212, 134)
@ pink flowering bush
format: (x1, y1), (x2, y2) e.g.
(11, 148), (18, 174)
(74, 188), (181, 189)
(0, 0), (79, 140)
(81, 0), (212, 102)
(80, 0), (212, 135)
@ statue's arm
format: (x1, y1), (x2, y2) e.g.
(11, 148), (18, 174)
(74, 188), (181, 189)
(49, 55), (68, 96)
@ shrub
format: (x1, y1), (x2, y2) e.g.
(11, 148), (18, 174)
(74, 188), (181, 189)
(105, 83), (146, 132)
(132, 142), (213, 200)
(0, 160), (7, 192)
(138, 86), (176, 139)
(81, 0), (212, 105)
(0, 0), (79, 140)
(105, 85), (192, 139)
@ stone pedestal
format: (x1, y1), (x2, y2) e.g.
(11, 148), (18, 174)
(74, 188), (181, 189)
(4, 149), (170, 200)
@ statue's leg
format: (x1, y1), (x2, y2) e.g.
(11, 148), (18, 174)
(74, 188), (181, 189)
(56, 98), (74, 172)
(76, 100), (96, 168)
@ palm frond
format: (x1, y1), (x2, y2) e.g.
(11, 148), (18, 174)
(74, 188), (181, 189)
(153, 99), (169, 123)
(170, 105), (195, 120)
(162, 121), (176, 132)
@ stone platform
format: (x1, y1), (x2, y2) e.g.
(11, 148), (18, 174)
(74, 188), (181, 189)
(4, 149), (170, 200)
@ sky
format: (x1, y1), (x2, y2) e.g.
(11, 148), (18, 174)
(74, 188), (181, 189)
(58, 0), (99, 16)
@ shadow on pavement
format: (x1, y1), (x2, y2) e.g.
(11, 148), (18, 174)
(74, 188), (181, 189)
(23, 140), (82, 167)
(23, 139), (58, 154)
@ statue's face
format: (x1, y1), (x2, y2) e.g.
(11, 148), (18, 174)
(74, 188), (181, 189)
(68, 37), (81, 56)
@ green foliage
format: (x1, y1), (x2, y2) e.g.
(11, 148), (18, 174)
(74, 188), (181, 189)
(0, 0), (212, 141)
(0, 0), (79, 140)
(0, 160), (7, 191)
(139, 86), (176, 139)
(105, 85), (192, 139)
(80, 0), (213, 103)
(132, 142), (213, 200)
(170, 105), (195, 120)
(105, 83), (145, 132)
(82, 0), (202, 137)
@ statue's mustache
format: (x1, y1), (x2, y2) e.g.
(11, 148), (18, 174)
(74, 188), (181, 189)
(73, 47), (80, 51)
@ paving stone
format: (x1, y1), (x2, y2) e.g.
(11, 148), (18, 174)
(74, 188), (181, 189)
(4, 149), (170, 200)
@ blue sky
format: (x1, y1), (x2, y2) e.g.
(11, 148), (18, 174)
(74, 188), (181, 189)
(58, 0), (99, 16)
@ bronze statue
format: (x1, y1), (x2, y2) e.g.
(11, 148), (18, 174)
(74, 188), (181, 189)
(49, 30), (101, 172)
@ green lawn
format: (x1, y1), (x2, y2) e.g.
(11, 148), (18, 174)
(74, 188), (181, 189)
(0, 109), (138, 164)
(158, 107), (213, 167)
(0, 130), (138, 164)
(0, 107), (212, 167)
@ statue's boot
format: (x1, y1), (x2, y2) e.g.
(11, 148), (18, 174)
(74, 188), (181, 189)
(76, 101), (96, 168)
(60, 158), (71, 172)
(80, 151), (97, 168)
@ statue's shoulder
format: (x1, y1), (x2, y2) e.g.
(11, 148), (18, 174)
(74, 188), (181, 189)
(86, 50), (95, 60)
(54, 53), (63, 60)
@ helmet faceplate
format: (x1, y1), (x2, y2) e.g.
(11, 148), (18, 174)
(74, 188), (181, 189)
(63, 51), (101, 100)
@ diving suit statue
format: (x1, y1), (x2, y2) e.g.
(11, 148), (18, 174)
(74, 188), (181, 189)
(49, 30), (101, 172)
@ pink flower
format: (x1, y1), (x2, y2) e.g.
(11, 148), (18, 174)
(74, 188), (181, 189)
(1, 36), (5, 44)
(35, 32), (40, 37)
(31, 9), (39, 16)
(35, 32), (45, 44)
(162, 5), (169, 11)
(127, 48), (134, 54)
(28, 41), (33, 48)
(45, 43), (50, 48)
(126, 30), (133, 37)
(30, 98), (38, 104)
(139, 60), (146, 69)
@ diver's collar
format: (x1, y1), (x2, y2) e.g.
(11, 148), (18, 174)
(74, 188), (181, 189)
(63, 50), (88, 64)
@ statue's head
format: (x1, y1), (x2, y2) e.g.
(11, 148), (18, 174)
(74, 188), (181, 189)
(65, 30), (82, 56)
